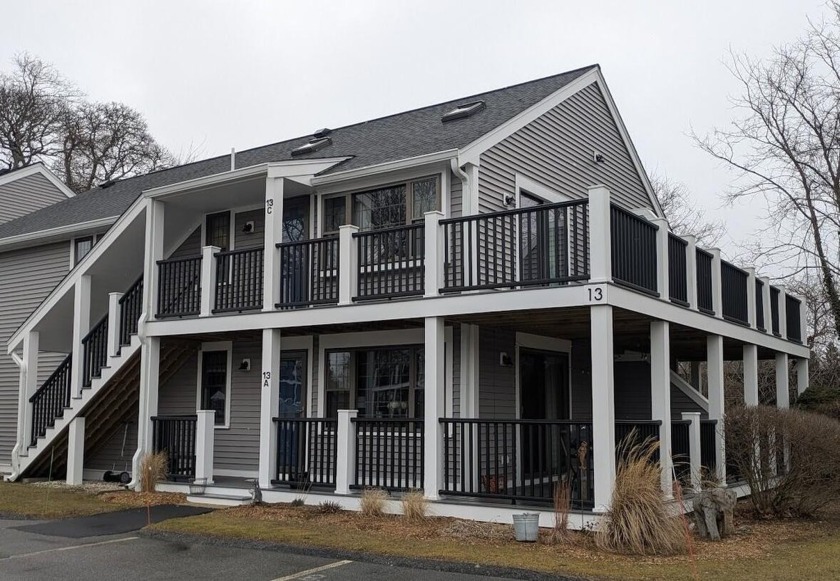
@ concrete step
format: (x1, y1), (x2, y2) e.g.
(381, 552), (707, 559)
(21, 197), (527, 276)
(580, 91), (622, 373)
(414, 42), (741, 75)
(187, 493), (252, 507)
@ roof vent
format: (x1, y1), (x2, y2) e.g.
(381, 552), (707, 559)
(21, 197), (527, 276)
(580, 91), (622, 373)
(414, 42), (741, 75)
(442, 100), (486, 123)
(313, 128), (332, 139)
(291, 136), (333, 157)
(99, 180), (116, 189)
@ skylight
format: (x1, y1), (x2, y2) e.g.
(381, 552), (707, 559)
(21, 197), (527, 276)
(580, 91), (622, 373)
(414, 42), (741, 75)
(441, 100), (486, 122)
(290, 136), (333, 157)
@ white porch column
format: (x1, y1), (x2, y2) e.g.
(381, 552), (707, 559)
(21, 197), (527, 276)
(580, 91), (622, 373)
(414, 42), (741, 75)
(423, 316), (445, 500)
(70, 274), (91, 397)
(18, 331), (40, 454)
(587, 185), (612, 283)
(591, 305), (616, 512)
(760, 276), (772, 334)
(423, 211), (444, 298)
(145, 199), (165, 319)
(684, 235), (698, 310)
(745, 268), (757, 329)
(682, 412), (702, 491)
(650, 320), (672, 497)
(195, 410), (216, 485)
(66, 417), (85, 485)
(335, 409), (358, 495)
(795, 358), (809, 396)
(652, 218), (669, 300)
(133, 336), (161, 489)
(262, 176), (284, 312)
(338, 225), (359, 305)
(199, 245), (220, 317)
(798, 295), (808, 344)
(258, 328), (282, 489)
(107, 292), (123, 358)
(743, 344), (759, 407)
(778, 286), (788, 339)
(775, 352), (790, 409)
(707, 334), (726, 482)
(709, 249), (723, 319)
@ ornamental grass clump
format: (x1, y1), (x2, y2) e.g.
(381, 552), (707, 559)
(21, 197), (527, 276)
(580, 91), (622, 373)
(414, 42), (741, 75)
(360, 488), (387, 517)
(401, 490), (427, 521)
(139, 452), (167, 493)
(596, 437), (687, 556)
(550, 481), (572, 544)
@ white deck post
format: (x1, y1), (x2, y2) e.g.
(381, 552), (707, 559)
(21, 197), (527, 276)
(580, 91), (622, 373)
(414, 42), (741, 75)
(424, 211), (444, 298)
(258, 328), (281, 489)
(709, 249), (723, 319)
(195, 410), (216, 485)
(70, 274), (91, 398)
(146, 199), (165, 320)
(798, 295), (808, 344)
(262, 176), (284, 312)
(652, 218), (669, 300)
(760, 276), (772, 334)
(681, 412), (702, 491)
(18, 331), (39, 457)
(200, 245), (220, 317)
(66, 417), (85, 485)
(650, 320), (672, 497)
(795, 358), (809, 396)
(107, 292), (123, 358)
(591, 305), (616, 512)
(133, 336), (161, 490)
(684, 235), (698, 310)
(778, 286), (788, 339)
(743, 344), (759, 407)
(775, 353), (790, 409)
(335, 409), (358, 495)
(745, 268), (757, 329)
(707, 334), (726, 482)
(338, 225), (359, 305)
(423, 316), (445, 500)
(587, 186), (612, 283)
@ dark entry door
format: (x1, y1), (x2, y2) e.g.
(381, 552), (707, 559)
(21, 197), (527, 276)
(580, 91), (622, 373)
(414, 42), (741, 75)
(519, 349), (570, 479)
(277, 352), (307, 483)
(281, 197), (310, 305)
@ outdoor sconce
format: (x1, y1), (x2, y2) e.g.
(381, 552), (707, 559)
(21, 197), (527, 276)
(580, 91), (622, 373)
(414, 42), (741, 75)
(242, 221), (255, 233)
(499, 352), (513, 367)
(239, 358), (251, 371)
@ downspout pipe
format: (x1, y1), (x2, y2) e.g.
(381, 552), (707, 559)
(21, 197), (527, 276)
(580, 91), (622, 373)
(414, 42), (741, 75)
(8, 351), (24, 481)
(127, 309), (149, 490)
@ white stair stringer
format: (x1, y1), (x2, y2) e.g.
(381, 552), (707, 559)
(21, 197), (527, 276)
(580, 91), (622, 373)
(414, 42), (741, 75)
(13, 335), (143, 479)
(670, 370), (709, 413)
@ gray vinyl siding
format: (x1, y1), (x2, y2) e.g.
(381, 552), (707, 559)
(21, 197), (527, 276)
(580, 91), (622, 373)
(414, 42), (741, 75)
(478, 82), (653, 214)
(234, 210), (264, 250)
(0, 242), (71, 466)
(157, 339), (262, 473)
(449, 174), (463, 218)
(0, 173), (68, 225)
(478, 327), (516, 419)
(451, 326), (461, 417)
(169, 227), (201, 259)
(85, 415), (138, 473)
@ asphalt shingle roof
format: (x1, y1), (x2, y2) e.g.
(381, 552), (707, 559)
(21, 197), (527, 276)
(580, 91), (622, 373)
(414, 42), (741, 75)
(0, 65), (595, 241)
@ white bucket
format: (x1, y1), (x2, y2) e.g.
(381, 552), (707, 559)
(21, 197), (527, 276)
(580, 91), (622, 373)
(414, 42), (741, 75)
(512, 513), (540, 542)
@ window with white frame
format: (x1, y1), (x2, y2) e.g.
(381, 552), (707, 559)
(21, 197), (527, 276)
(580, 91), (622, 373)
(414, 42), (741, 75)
(197, 343), (232, 427)
(74, 236), (94, 265)
(325, 346), (424, 418)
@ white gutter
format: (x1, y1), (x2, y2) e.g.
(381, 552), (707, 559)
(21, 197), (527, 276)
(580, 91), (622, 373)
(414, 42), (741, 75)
(9, 351), (24, 481)
(0, 216), (118, 251)
(311, 150), (459, 186)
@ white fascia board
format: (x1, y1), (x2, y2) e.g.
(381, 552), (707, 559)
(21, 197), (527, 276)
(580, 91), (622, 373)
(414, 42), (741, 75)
(0, 216), (117, 251)
(0, 163), (75, 198)
(143, 164), (271, 199)
(7, 198), (146, 353)
(310, 150), (459, 186)
(457, 68), (600, 166)
(266, 158), (352, 181)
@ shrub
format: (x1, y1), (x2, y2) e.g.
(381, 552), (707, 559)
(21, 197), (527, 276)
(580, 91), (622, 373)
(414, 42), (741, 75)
(596, 437), (687, 556)
(139, 452), (167, 493)
(725, 405), (840, 517)
(360, 488), (387, 517)
(550, 481), (572, 544)
(318, 500), (342, 514)
(290, 497), (305, 507)
(401, 490), (427, 521)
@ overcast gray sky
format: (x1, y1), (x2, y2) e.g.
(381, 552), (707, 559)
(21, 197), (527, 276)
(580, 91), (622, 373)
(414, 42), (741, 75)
(1, 0), (828, 260)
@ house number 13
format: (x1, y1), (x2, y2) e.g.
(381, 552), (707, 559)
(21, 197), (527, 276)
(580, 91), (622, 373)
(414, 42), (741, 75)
(588, 287), (603, 302)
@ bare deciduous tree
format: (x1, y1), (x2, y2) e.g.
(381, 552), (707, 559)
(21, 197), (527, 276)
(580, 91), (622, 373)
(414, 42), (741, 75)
(695, 4), (840, 339)
(650, 174), (724, 247)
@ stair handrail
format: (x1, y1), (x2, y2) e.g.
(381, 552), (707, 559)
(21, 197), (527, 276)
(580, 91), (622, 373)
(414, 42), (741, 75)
(28, 353), (73, 403)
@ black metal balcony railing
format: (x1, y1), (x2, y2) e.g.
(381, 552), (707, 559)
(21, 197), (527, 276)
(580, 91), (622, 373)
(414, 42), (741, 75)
(700, 419), (717, 476)
(277, 237), (339, 308)
(786, 294), (802, 343)
(157, 256), (201, 317)
(28, 354), (72, 446)
(151, 415), (197, 481)
(610, 205), (658, 295)
(441, 200), (589, 292)
(214, 247), (264, 313)
(721, 261), (749, 325)
(770, 286), (781, 336)
(439, 418), (594, 509)
(614, 420), (661, 463)
(119, 277), (143, 347)
(273, 417), (337, 488)
(351, 418), (424, 491)
(668, 234), (688, 305)
(671, 419), (691, 486)
(756, 279), (766, 331)
(354, 224), (425, 300)
(696, 248), (714, 314)
(81, 315), (108, 388)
